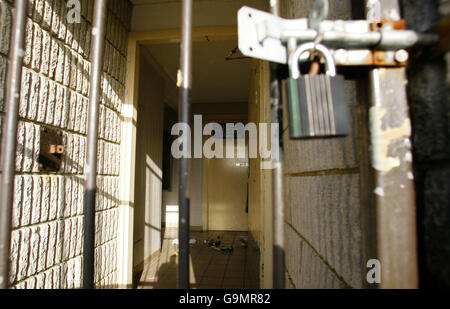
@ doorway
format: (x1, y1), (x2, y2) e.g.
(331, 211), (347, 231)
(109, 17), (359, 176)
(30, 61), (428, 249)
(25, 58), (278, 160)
(204, 141), (249, 231)
(122, 26), (263, 289)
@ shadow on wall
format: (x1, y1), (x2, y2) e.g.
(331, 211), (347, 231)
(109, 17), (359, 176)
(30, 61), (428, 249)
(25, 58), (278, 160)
(132, 51), (166, 279)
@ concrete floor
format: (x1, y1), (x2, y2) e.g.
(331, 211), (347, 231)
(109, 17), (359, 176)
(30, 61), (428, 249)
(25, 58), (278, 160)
(137, 228), (258, 289)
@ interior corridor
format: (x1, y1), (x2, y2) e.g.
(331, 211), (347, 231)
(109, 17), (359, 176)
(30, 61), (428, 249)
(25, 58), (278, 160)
(137, 229), (257, 289)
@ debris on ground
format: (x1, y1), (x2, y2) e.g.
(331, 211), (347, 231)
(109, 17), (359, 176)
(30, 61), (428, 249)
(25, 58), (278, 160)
(172, 238), (198, 250)
(204, 237), (235, 253)
(239, 236), (248, 248)
(220, 246), (234, 252)
(208, 239), (221, 247)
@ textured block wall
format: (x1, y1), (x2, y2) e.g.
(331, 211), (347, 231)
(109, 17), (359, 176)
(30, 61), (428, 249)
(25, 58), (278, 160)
(280, 0), (365, 289)
(0, 0), (131, 288)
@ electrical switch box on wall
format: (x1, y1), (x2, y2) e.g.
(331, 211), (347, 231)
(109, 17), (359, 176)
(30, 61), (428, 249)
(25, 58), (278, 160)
(38, 127), (64, 173)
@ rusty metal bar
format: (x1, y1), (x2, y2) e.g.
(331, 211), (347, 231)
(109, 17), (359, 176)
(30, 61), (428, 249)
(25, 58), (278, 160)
(366, 0), (419, 289)
(0, 0), (28, 289)
(178, 0), (193, 290)
(83, 0), (108, 289)
(270, 0), (285, 289)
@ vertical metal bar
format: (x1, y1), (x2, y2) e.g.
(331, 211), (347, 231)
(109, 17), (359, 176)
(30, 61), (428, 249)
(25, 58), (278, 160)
(269, 0), (280, 17)
(178, 0), (193, 290)
(0, 0), (28, 289)
(270, 0), (285, 289)
(83, 0), (108, 289)
(366, 0), (419, 289)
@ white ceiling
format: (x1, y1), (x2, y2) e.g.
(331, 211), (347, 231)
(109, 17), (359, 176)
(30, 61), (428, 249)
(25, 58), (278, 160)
(144, 40), (251, 103)
(131, 0), (269, 105)
(130, 0), (269, 31)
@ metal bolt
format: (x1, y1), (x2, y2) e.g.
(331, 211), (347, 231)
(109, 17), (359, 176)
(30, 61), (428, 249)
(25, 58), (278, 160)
(376, 52), (386, 62)
(395, 49), (409, 63)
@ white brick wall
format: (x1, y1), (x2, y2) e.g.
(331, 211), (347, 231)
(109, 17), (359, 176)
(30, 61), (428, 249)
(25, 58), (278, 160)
(0, 0), (131, 289)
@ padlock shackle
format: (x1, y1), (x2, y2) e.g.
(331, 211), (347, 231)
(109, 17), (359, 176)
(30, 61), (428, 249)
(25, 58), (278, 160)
(289, 43), (336, 79)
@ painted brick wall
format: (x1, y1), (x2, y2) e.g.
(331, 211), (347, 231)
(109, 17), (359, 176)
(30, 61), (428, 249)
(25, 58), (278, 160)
(0, 0), (131, 288)
(280, 0), (365, 289)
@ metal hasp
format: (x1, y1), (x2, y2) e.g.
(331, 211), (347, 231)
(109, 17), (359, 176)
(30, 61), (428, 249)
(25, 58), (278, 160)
(366, 0), (418, 289)
(237, 6), (438, 66)
(83, 0), (108, 289)
(178, 0), (193, 290)
(0, 0), (28, 289)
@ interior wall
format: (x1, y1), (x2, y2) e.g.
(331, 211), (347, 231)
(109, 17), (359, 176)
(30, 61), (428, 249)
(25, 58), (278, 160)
(161, 112), (204, 230)
(161, 159), (179, 226)
(192, 102), (248, 116)
(133, 54), (164, 272)
(162, 106), (178, 226)
(204, 142), (249, 231)
(190, 158), (203, 228)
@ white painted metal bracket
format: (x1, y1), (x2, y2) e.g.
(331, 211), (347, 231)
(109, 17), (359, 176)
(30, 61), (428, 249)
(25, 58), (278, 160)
(238, 6), (290, 64)
(238, 6), (431, 66)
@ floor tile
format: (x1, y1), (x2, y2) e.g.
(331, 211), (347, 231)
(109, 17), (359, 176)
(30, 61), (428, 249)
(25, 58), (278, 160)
(138, 230), (254, 289)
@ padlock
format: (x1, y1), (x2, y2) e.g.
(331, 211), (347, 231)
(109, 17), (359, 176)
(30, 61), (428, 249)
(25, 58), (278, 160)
(286, 42), (350, 139)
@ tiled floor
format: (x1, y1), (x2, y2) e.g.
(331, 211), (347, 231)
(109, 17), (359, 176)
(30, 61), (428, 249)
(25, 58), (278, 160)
(137, 228), (258, 289)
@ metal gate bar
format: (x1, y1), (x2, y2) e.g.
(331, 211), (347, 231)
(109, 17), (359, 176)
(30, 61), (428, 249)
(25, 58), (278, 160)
(366, 0), (419, 289)
(269, 0), (286, 290)
(0, 0), (28, 290)
(83, 0), (108, 289)
(178, 0), (193, 290)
